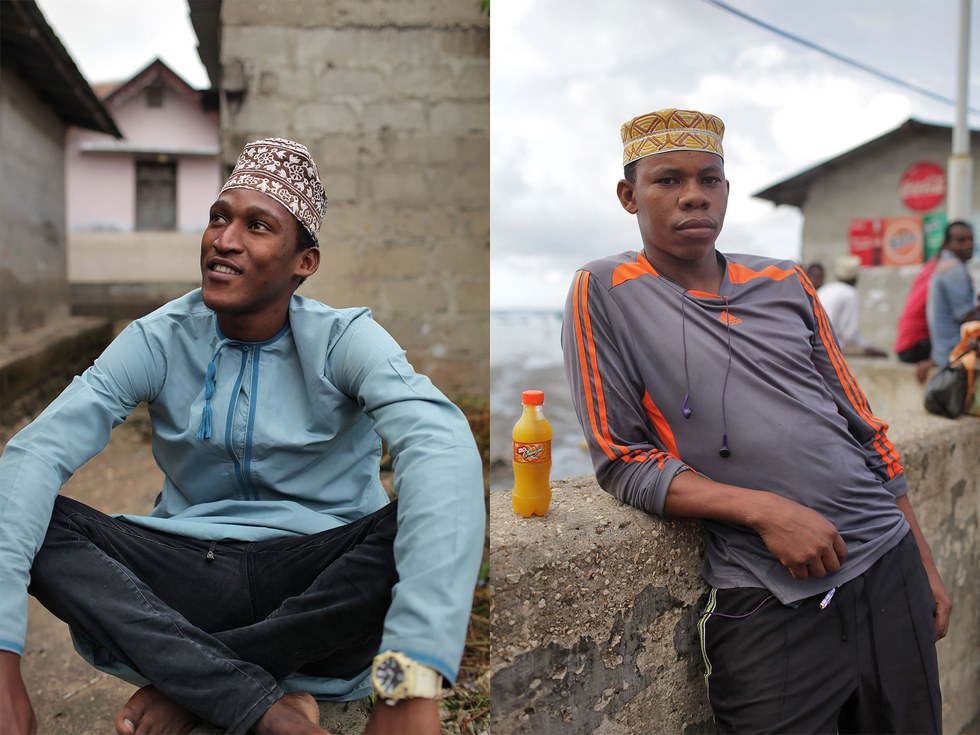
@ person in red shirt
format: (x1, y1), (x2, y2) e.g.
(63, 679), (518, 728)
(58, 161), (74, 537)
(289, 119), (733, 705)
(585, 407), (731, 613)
(894, 256), (938, 383)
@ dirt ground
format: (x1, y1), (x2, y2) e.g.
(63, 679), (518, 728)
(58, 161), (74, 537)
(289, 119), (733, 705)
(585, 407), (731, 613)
(3, 407), (486, 734)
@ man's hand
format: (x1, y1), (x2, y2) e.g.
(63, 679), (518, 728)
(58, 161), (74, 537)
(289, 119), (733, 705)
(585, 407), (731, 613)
(753, 494), (847, 580)
(923, 557), (952, 640)
(364, 697), (440, 735)
(895, 494), (952, 640)
(664, 472), (846, 580)
(0, 651), (36, 735)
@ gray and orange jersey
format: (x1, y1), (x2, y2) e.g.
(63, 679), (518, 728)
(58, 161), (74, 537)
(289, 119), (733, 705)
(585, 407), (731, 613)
(562, 249), (909, 605)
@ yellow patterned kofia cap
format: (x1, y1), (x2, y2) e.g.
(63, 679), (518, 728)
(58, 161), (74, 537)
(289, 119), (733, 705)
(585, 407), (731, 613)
(621, 108), (725, 166)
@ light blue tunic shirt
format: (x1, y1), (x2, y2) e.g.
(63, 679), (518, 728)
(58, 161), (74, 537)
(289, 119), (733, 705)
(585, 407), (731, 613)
(927, 250), (977, 365)
(0, 290), (485, 698)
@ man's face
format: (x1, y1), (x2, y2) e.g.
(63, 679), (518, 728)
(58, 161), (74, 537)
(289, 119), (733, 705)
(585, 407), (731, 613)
(200, 188), (318, 325)
(947, 223), (975, 262)
(617, 150), (729, 265)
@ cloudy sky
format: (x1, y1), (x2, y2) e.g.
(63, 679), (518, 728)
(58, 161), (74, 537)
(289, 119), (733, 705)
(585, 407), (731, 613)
(491, 0), (980, 310)
(35, 0), (209, 89)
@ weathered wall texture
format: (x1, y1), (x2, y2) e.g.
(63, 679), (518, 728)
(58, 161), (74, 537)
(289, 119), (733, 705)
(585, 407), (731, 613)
(490, 415), (979, 734)
(0, 67), (70, 341)
(218, 0), (489, 399)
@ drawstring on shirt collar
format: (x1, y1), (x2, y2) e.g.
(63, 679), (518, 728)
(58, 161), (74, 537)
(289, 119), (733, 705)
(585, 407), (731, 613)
(197, 343), (226, 440)
(196, 321), (290, 440)
(197, 338), (245, 440)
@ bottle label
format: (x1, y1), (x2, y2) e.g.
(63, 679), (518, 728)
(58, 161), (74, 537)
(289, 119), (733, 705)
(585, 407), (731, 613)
(514, 440), (551, 464)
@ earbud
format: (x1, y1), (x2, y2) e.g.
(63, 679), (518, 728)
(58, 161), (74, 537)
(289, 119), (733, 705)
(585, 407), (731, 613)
(719, 434), (731, 459)
(681, 394), (692, 419)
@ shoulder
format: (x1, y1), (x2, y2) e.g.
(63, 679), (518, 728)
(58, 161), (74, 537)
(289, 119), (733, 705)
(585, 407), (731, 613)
(575, 250), (643, 287)
(817, 281), (853, 297)
(287, 294), (400, 367)
(724, 251), (799, 274)
(723, 252), (807, 293)
(288, 293), (373, 340)
(933, 252), (968, 279)
(124, 289), (214, 344)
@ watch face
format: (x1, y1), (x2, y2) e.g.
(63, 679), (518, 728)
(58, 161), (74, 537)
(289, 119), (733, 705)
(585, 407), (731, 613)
(376, 656), (405, 695)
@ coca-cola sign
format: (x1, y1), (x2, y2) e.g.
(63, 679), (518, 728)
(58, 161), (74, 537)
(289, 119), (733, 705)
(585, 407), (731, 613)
(898, 161), (946, 212)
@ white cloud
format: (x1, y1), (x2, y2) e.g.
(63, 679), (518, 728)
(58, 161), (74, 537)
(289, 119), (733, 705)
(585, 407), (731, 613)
(491, 0), (980, 310)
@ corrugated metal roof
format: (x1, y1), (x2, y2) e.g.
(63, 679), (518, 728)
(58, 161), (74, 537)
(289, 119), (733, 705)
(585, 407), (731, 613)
(0, 0), (121, 137)
(752, 119), (978, 210)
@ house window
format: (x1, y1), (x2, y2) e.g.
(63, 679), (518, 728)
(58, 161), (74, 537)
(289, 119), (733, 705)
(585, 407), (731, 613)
(146, 82), (164, 108)
(136, 161), (177, 231)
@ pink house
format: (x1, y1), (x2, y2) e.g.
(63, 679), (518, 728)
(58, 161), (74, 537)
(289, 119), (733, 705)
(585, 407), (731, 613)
(66, 58), (219, 298)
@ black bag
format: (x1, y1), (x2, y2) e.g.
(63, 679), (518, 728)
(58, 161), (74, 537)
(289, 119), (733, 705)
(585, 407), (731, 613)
(924, 364), (967, 418)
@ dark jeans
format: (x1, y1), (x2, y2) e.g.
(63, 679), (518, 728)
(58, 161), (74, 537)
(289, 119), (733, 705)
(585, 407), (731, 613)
(897, 339), (932, 363)
(699, 533), (941, 734)
(28, 495), (399, 733)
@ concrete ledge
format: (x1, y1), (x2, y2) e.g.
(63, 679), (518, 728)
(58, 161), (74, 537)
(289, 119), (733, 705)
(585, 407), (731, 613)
(846, 357), (933, 420)
(490, 478), (712, 735)
(70, 282), (197, 321)
(490, 414), (979, 734)
(0, 316), (113, 421)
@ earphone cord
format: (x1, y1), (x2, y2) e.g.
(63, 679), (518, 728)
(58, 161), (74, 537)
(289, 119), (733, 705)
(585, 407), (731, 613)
(720, 296), (733, 453)
(680, 289), (734, 458)
(681, 292), (692, 418)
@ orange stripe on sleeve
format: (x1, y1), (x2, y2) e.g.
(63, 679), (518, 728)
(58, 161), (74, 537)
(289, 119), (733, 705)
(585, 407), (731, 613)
(641, 390), (680, 458)
(795, 267), (903, 477)
(572, 270), (669, 468)
(572, 271), (618, 461)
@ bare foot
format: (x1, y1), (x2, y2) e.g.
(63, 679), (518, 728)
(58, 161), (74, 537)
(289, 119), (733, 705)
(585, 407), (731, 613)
(114, 685), (199, 735)
(253, 692), (329, 735)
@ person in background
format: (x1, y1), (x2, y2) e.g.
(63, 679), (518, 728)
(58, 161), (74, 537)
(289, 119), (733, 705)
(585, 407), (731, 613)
(806, 261), (825, 291)
(0, 138), (485, 735)
(894, 252), (939, 383)
(817, 254), (887, 357)
(926, 220), (979, 367)
(563, 108), (949, 734)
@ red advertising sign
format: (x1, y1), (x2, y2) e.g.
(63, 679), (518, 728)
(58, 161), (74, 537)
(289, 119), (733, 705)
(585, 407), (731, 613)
(898, 161), (946, 211)
(848, 218), (882, 266)
(881, 216), (924, 266)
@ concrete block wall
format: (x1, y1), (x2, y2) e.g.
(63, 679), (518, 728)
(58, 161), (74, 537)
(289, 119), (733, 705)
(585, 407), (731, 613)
(0, 67), (71, 341)
(490, 415), (980, 734)
(218, 0), (489, 399)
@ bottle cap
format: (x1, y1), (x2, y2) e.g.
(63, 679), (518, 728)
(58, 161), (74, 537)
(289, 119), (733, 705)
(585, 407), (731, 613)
(522, 390), (545, 405)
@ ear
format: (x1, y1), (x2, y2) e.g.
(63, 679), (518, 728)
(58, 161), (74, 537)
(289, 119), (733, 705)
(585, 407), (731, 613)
(296, 246), (320, 279)
(617, 179), (638, 214)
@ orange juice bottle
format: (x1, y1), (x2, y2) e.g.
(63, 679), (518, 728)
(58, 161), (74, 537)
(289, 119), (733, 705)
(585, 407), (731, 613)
(512, 389), (552, 517)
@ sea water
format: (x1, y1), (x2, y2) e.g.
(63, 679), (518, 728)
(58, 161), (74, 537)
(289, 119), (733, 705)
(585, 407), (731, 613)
(489, 310), (593, 490)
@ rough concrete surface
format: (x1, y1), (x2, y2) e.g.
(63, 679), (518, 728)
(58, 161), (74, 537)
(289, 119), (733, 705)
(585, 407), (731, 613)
(490, 478), (713, 735)
(491, 413), (979, 735)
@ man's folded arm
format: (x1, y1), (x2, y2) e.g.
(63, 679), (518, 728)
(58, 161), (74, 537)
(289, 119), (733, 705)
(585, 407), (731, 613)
(0, 322), (159, 654)
(331, 315), (485, 683)
(561, 269), (690, 516)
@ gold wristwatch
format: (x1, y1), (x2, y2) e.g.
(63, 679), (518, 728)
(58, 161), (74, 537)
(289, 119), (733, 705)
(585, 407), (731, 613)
(371, 650), (443, 705)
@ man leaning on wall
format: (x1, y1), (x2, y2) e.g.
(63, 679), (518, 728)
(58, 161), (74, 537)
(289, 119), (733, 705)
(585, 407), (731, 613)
(562, 108), (950, 734)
